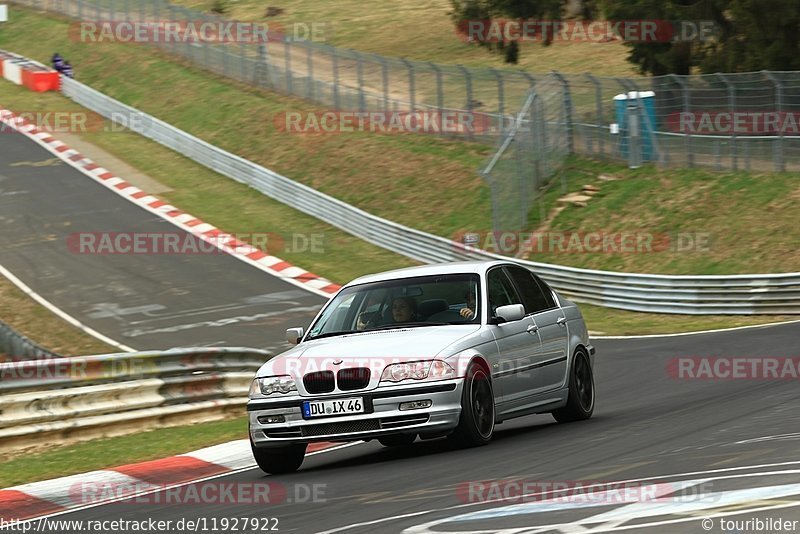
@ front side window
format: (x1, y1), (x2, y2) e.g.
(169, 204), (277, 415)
(487, 268), (523, 315)
(305, 273), (481, 340)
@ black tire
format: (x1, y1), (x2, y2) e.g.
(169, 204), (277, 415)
(449, 361), (495, 447)
(251, 441), (307, 474)
(552, 349), (595, 423)
(378, 434), (417, 447)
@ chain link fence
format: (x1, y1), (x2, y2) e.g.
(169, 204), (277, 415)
(10, 0), (800, 233)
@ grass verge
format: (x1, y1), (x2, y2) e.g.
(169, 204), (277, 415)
(0, 274), (116, 358)
(0, 416), (248, 487)
(0, 7), (794, 343)
(171, 0), (641, 75)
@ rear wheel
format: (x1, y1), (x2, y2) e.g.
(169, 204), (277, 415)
(378, 434), (417, 447)
(251, 440), (307, 474)
(552, 349), (594, 423)
(449, 362), (495, 447)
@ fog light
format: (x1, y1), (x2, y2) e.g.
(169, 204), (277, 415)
(259, 415), (286, 424)
(399, 400), (432, 411)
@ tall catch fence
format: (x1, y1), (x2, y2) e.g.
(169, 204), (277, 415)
(10, 0), (800, 232)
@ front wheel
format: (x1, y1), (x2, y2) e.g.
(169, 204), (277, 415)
(449, 362), (495, 447)
(251, 440), (307, 474)
(552, 349), (595, 423)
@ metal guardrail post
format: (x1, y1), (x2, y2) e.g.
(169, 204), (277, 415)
(671, 74), (693, 167)
(717, 73), (737, 170)
(551, 71), (574, 155)
(764, 70), (785, 172)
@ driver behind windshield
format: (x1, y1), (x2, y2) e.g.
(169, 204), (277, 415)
(392, 296), (418, 323)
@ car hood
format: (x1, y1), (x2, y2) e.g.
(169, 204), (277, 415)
(257, 325), (481, 378)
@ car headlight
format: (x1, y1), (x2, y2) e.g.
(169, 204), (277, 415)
(380, 360), (455, 384)
(249, 376), (297, 398)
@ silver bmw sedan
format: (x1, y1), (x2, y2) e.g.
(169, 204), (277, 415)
(247, 260), (596, 474)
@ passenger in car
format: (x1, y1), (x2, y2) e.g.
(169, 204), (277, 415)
(392, 296), (418, 323)
(459, 291), (476, 319)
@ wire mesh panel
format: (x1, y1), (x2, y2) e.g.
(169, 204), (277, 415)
(480, 75), (569, 234)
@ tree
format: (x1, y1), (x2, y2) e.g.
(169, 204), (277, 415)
(600, 0), (800, 75)
(450, 0), (568, 59)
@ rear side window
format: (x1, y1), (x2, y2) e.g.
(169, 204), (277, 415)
(506, 266), (554, 314)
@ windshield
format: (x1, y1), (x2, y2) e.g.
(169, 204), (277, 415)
(306, 273), (481, 340)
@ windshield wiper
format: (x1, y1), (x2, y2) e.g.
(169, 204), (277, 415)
(371, 322), (449, 331)
(306, 330), (360, 340)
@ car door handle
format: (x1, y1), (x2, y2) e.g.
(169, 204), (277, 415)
(527, 324), (539, 334)
(556, 316), (567, 326)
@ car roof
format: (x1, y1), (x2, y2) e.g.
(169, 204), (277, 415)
(345, 260), (516, 287)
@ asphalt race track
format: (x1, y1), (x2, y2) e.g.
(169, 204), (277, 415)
(0, 130), (325, 353)
(52, 321), (800, 533)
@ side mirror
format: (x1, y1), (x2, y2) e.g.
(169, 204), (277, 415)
(494, 304), (525, 323)
(286, 327), (304, 345)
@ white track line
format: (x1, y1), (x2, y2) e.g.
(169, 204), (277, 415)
(592, 317), (800, 340)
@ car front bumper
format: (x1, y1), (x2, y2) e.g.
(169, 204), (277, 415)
(248, 379), (464, 448)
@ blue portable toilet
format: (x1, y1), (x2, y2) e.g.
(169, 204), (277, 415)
(614, 91), (656, 162)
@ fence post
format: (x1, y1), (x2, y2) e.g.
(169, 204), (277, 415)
(584, 73), (603, 156)
(457, 65), (474, 141)
(257, 43), (270, 88)
(764, 70), (785, 172)
(306, 44), (314, 100)
(551, 71), (574, 155)
(428, 62), (444, 136)
(489, 68), (505, 136)
(240, 43), (247, 82)
(717, 73), (737, 170)
(354, 51), (366, 113)
(671, 74), (693, 167)
(283, 38), (293, 94)
(400, 58), (416, 111)
(331, 46), (340, 109)
(379, 55), (389, 112)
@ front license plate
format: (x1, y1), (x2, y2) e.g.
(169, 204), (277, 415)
(302, 398), (364, 419)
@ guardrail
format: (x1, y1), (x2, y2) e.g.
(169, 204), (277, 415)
(0, 347), (267, 450)
(0, 319), (61, 362)
(56, 78), (800, 314)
